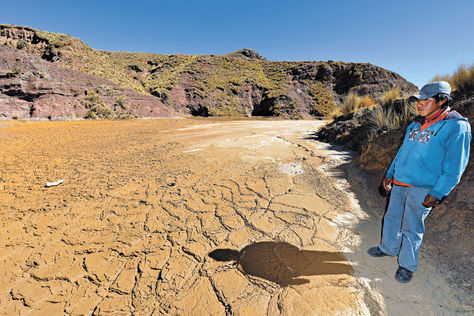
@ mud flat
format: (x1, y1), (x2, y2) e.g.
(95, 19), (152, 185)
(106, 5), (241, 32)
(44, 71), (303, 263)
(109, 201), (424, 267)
(0, 119), (469, 315)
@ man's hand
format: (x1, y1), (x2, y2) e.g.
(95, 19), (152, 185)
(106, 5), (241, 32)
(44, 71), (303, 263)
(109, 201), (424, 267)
(422, 194), (440, 208)
(382, 177), (393, 192)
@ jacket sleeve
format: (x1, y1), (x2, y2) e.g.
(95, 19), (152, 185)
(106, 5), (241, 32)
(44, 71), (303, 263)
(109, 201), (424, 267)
(430, 128), (471, 199)
(385, 157), (396, 179)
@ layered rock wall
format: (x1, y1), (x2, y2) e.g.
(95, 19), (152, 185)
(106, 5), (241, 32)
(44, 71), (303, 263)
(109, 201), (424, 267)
(0, 45), (175, 119)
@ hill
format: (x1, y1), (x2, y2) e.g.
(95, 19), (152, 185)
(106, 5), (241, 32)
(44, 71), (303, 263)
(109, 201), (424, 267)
(1, 24), (417, 119)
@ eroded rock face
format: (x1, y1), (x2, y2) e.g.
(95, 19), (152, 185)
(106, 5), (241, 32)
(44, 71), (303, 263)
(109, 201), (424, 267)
(0, 45), (175, 119)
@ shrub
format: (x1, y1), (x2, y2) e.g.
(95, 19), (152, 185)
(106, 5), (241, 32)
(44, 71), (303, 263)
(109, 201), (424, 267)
(308, 81), (337, 116)
(339, 91), (378, 117)
(82, 91), (111, 119)
(6, 66), (22, 78)
(82, 91), (102, 108)
(35, 30), (71, 47)
(85, 110), (97, 119)
(432, 74), (450, 82)
(16, 39), (29, 50)
(114, 95), (128, 110)
(367, 106), (397, 134)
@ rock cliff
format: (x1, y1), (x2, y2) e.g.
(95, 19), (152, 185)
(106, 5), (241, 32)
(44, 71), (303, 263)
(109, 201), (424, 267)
(1, 25), (417, 119)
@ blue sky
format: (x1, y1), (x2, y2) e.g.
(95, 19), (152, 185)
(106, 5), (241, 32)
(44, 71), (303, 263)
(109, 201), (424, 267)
(1, 0), (473, 88)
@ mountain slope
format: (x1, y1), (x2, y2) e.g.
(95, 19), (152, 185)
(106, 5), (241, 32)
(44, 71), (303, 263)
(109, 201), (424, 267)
(1, 25), (417, 119)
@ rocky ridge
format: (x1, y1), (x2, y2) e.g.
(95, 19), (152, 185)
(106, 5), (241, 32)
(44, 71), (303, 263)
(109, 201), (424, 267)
(1, 25), (417, 119)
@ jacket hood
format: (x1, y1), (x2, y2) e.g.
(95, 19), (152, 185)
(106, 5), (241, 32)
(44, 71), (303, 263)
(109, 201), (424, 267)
(445, 110), (465, 120)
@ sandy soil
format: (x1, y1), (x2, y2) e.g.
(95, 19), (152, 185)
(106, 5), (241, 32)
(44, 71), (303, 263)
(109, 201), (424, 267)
(0, 118), (470, 315)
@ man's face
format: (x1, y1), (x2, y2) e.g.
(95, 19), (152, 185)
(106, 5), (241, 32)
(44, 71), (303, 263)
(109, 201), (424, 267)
(416, 98), (443, 117)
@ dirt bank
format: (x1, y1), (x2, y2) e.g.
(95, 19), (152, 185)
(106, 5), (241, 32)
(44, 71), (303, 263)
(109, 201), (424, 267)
(0, 119), (470, 315)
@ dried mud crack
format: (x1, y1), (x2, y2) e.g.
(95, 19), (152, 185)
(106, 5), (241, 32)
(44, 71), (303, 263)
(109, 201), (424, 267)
(0, 119), (468, 315)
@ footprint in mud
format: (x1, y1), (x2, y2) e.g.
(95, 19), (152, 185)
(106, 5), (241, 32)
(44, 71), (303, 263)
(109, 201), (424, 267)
(209, 241), (352, 286)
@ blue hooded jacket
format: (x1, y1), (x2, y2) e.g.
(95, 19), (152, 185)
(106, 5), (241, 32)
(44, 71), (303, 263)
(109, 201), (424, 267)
(386, 110), (471, 199)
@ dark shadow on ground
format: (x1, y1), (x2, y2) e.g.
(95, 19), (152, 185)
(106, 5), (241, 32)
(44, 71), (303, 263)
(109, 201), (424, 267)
(208, 241), (352, 286)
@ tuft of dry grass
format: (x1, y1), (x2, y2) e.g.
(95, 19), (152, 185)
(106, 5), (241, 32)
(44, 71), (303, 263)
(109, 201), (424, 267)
(381, 86), (400, 107)
(367, 99), (417, 137)
(432, 74), (450, 82)
(341, 91), (362, 116)
(366, 85), (416, 137)
(450, 64), (474, 95)
(339, 92), (378, 117)
(328, 108), (342, 119)
(360, 95), (377, 108)
(432, 64), (474, 95)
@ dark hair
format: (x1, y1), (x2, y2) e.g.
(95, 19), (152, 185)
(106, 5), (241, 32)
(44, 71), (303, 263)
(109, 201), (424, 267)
(434, 93), (452, 106)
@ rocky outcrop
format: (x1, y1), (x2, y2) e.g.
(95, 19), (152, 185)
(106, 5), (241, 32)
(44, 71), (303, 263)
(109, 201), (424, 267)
(161, 59), (417, 118)
(0, 45), (175, 119)
(225, 48), (266, 60)
(1, 25), (418, 119)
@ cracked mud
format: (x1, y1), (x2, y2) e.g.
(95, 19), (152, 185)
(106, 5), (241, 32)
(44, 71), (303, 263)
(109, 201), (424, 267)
(0, 119), (467, 315)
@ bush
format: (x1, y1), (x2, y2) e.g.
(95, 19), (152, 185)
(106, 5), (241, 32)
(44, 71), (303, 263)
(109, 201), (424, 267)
(328, 108), (342, 119)
(6, 66), (22, 78)
(35, 30), (71, 47)
(339, 92), (378, 117)
(16, 39), (29, 50)
(308, 81), (337, 116)
(82, 91), (111, 119)
(85, 110), (97, 119)
(366, 86), (416, 137)
(114, 95), (128, 110)
(432, 74), (450, 82)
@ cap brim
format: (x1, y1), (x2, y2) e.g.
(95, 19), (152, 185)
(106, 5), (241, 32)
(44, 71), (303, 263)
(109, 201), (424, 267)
(410, 92), (437, 101)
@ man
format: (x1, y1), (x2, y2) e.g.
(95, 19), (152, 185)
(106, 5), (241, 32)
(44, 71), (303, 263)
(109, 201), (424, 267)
(368, 81), (471, 283)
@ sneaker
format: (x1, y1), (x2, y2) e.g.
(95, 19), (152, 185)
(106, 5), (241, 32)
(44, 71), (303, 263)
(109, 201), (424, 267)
(395, 266), (413, 283)
(367, 246), (389, 257)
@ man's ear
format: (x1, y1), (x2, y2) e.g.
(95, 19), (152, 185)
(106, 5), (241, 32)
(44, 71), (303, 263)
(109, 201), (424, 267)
(438, 98), (447, 106)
